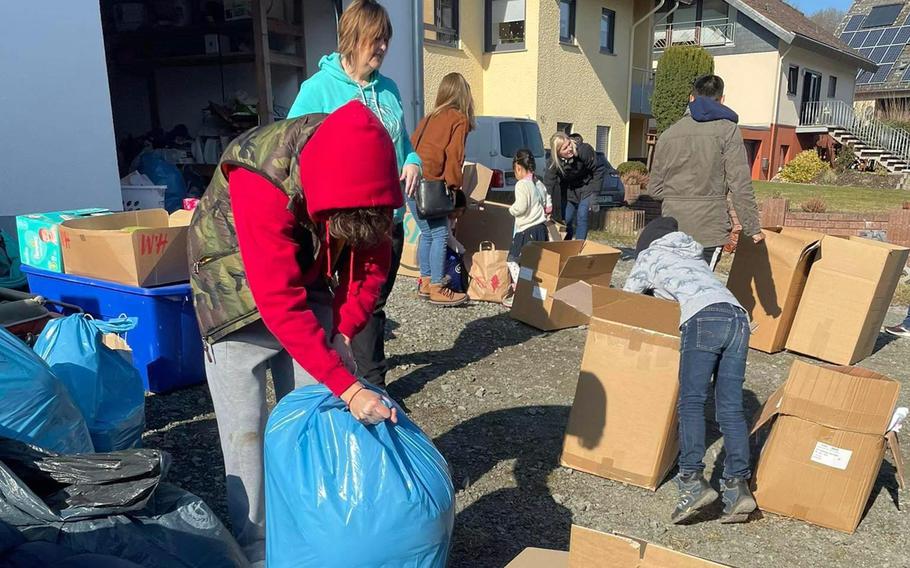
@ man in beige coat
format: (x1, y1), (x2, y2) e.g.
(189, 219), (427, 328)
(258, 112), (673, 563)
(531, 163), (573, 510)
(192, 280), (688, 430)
(649, 75), (764, 268)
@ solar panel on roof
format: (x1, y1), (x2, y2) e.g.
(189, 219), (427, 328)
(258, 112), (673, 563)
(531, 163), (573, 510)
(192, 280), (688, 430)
(870, 63), (893, 83)
(845, 14), (865, 32)
(851, 30), (870, 47)
(864, 29), (885, 46)
(897, 26), (910, 44)
(902, 66), (910, 82)
(863, 4), (902, 28)
(884, 44), (903, 63)
(872, 46), (889, 62)
(857, 70), (874, 84)
(859, 47), (874, 58)
(880, 27), (899, 45)
(841, 31), (855, 44)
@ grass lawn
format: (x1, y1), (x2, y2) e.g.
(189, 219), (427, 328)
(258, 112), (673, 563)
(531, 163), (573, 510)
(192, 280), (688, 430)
(753, 180), (908, 213)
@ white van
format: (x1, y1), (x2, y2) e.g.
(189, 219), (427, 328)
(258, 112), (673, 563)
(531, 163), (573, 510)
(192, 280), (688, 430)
(464, 117), (547, 201)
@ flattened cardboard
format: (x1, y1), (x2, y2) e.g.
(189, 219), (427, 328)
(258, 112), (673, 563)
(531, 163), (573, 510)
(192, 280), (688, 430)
(511, 241), (621, 331)
(568, 526), (733, 567)
(786, 235), (910, 364)
(461, 161), (494, 203)
(60, 209), (191, 287)
(504, 548), (569, 568)
(725, 227), (821, 353)
(560, 287), (681, 490)
(751, 360), (904, 533)
(457, 201), (515, 271)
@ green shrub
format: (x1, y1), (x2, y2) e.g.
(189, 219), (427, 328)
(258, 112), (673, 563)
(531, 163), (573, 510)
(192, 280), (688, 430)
(652, 46), (714, 135)
(834, 145), (855, 173)
(779, 150), (828, 184)
(800, 197), (828, 213)
(617, 161), (648, 176)
(818, 168), (839, 185)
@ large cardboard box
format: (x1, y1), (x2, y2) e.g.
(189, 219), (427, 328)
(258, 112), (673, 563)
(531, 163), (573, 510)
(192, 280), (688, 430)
(16, 208), (111, 273)
(725, 227), (821, 353)
(786, 235), (909, 364)
(399, 208), (421, 278)
(751, 360), (906, 533)
(59, 209), (191, 287)
(506, 525), (733, 567)
(510, 241), (621, 331)
(559, 286), (681, 490)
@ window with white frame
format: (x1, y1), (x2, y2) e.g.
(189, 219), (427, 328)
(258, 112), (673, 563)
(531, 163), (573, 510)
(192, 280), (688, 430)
(486, 0), (526, 52)
(560, 0), (576, 43)
(424, 0), (459, 47)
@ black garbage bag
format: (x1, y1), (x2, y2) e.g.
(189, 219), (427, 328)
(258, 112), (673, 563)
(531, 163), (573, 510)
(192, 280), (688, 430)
(0, 438), (248, 568)
(0, 518), (142, 568)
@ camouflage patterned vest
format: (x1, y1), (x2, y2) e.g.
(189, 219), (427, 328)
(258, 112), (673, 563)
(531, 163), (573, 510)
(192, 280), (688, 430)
(188, 113), (327, 344)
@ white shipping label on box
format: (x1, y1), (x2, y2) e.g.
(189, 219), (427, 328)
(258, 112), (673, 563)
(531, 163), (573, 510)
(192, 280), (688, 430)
(532, 286), (548, 301)
(810, 442), (853, 470)
(519, 267), (534, 281)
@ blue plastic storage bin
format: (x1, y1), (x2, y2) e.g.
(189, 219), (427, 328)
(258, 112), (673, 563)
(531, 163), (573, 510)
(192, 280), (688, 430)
(22, 266), (205, 393)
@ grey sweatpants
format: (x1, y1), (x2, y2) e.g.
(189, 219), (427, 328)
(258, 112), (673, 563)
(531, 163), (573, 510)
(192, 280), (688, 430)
(205, 297), (331, 564)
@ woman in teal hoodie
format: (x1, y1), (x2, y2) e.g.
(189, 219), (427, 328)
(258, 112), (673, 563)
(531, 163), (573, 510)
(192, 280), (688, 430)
(288, 0), (420, 387)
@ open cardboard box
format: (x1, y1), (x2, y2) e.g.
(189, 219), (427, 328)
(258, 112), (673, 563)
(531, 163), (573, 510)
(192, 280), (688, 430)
(751, 360), (905, 533)
(510, 241), (621, 331)
(506, 525), (734, 567)
(556, 284), (681, 490)
(725, 227), (821, 353)
(785, 235), (909, 365)
(60, 209), (191, 287)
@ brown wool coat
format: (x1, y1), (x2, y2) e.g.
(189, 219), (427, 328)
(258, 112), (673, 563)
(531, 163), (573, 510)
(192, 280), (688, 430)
(411, 108), (470, 189)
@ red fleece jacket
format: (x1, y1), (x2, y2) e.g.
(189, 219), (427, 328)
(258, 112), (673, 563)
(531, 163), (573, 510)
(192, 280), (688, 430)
(229, 167), (391, 396)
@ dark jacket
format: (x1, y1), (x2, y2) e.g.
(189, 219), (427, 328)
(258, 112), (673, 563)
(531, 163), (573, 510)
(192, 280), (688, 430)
(649, 97), (761, 248)
(542, 142), (604, 220)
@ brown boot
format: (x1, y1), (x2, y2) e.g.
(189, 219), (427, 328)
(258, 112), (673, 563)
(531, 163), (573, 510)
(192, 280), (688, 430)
(418, 278), (431, 300)
(429, 283), (468, 307)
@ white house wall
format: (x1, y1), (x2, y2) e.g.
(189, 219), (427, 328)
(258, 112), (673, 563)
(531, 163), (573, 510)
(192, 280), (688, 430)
(777, 44), (858, 128)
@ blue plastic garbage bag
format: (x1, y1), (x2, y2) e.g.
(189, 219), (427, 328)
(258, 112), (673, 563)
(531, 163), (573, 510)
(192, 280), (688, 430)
(444, 246), (468, 293)
(0, 328), (93, 454)
(33, 315), (145, 452)
(265, 384), (455, 567)
(137, 152), (187, 212)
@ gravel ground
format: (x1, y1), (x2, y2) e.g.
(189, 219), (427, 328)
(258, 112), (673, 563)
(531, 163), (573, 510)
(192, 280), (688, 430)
(143, 248), (910, 568)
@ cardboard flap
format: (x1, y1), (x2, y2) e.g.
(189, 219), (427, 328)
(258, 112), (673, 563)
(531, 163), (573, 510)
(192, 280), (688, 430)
(559, 242), (621, 284)
(505, 548), (569, 568)
(462, 162), (494, 202)
(62, 209), (169, 231)
(568, 526), (731, 567)
(778, 361), (900, 435)
(751, 383), (785, 435)
(589, 287), (680, 338)
(168, 209), (193, 226)
(886, 431), (906, 490)
(552, 281), (594, 318)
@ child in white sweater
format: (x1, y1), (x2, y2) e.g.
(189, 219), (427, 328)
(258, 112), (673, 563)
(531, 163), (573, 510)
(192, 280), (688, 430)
(504, 149), (552, 307)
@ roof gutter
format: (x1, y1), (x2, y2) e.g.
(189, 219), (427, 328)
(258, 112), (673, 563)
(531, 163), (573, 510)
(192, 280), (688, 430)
(625, 0), (666, 161)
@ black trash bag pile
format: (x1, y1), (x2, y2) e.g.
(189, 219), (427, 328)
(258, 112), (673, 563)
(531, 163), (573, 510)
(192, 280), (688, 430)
(0, 438), (248, 568)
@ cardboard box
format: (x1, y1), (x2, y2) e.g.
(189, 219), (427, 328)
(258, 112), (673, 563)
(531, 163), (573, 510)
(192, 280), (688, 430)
(725, 227), (821, 353)
(399, 207), (422, 278)
(510, 241), (621, 331)
(751, 360), (906, 533)
(16, 208), (111, 273)
(506, 525), (733, 567)
(59, 209), (191, 287)
(462, 161), (494, 203)
(558, 286), (681, 490)
(786, 235), (910, 364)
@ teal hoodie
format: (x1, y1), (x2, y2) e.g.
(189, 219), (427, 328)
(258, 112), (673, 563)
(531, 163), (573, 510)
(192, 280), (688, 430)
(288, 52), (421, 222)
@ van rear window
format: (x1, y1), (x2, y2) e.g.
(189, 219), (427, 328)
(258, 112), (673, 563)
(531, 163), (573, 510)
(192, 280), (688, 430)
(499, 122), (545, 159)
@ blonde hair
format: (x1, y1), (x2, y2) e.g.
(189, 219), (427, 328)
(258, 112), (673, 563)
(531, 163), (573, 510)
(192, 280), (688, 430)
(549, 132), (572, 175)
(337, 0), (393, 64)
(432, 72), (476, 131)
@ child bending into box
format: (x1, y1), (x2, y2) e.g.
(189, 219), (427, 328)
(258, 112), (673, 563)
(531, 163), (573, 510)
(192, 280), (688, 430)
(623, 216), (757, 525)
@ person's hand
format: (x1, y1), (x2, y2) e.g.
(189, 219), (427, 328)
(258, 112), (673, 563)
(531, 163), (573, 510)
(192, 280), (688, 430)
(329, 333), (356, 374)
(752, 232), (766, 244)
(341, 383), (398, 425)
(401, 164), (421, 197)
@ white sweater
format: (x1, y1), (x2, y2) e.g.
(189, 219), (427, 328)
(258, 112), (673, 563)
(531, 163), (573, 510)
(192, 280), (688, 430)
(509, 177), (551, 233)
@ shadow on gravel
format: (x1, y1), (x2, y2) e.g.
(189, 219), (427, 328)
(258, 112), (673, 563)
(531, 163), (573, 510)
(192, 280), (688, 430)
(864, 461), (902, 520)
(387, 313), (542, 401)
(872, 331), (900, 356)
(434, 405), (573, 568)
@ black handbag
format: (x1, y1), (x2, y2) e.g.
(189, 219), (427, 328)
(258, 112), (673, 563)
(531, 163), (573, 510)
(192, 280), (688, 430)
(412, 115), (456, 220)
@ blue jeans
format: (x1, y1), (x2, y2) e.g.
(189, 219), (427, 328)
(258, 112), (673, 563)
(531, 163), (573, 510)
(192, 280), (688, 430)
(678, 303), (751, 480)
(902, 306), (910, 328)
(564, 195), (592, 240)
(407, 198), (449, 284)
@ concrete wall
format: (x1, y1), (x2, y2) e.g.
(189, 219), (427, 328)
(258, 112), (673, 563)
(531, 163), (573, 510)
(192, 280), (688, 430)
(713, 51), (780, 127)
(777, 44), (859, 127)
(0, 1), (121, 223)
(535, 0), (634, 165)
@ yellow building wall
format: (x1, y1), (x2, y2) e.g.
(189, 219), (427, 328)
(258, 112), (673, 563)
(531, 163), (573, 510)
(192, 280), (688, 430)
(480, 0), (541, 119)
(712, 52), (780, 128)
(535, 0), (635, 166)
(423, 0), (485, 114)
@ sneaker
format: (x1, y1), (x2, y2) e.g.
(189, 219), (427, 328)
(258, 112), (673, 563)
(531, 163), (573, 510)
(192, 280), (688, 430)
(719, 477), (757, 524)
(502, 294), (514, 308)
(671, 472), (719, 524)
(885, 325), (910, 338)
(417, 278), (431, 300)
(429, 283), (468, 307)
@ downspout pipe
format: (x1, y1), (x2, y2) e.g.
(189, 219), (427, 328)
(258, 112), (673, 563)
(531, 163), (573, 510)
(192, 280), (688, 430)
(767, 43), (794, 180)
(626, 0), (667, 162)
(412, 0), (424, 124)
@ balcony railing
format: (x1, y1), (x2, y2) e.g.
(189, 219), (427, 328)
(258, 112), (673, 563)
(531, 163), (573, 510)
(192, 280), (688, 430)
(654, 18), (735, 50)
(800, 99), (910, 163)
(631, 67), (654, 116)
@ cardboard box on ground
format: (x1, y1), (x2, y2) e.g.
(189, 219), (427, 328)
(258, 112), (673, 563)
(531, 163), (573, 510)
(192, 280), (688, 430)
(555, 284), (682, 490)
(59, 209), (192, 288)
(506, 524), (734, 567)
(510, 242), (621, 331)
(750, 360), (905, 533)
(399, 162), (498, 278)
